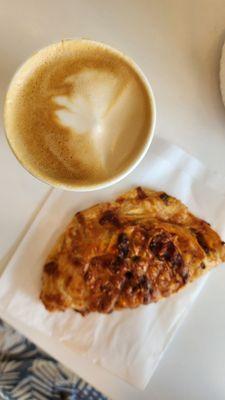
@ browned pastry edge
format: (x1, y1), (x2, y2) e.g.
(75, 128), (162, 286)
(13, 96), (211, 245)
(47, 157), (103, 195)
(40, 187), (225, 314)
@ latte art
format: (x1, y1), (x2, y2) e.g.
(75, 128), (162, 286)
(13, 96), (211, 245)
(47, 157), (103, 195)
(4, 40), (152, 188)
(53, 69), (147, 171)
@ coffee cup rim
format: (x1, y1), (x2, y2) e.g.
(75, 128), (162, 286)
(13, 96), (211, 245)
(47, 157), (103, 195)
(4, 38), (156, 191)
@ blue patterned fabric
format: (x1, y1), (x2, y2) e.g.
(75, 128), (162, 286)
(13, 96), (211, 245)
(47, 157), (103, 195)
(0, 320), (108, 400)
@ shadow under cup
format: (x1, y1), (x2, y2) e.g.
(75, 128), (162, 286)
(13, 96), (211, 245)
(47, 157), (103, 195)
(4, 39), (156, 191)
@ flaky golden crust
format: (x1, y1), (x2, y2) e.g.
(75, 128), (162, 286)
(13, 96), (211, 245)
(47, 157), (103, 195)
(40, 187), (225, 314)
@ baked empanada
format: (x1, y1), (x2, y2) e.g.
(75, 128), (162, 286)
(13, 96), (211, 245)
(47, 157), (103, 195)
(40, 187), (225, 314)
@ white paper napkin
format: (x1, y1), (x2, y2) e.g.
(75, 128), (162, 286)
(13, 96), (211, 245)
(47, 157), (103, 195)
(0, 136), (225, 390)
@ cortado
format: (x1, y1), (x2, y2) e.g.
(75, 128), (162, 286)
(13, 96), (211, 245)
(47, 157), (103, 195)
(4, 40), (154, 189)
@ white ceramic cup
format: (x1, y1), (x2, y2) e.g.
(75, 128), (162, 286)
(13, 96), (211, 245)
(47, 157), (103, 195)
(4, 40), (156, 191)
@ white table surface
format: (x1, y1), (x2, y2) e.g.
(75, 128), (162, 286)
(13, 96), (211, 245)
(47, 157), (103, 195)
(0, 1), (225, 399)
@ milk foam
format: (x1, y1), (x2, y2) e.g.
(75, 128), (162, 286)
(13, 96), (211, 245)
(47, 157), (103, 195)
(54, 69), (146, 170)
(4, 40), (151, 188)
